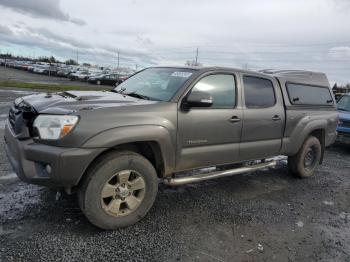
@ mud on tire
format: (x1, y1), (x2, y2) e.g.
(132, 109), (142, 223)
(288, 136), (322, 178)
(78, 151), (158, 230)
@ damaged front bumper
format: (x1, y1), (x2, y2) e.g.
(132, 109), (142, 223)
(4, 120), (103, 189)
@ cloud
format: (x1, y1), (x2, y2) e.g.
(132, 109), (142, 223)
(0, 25), (13, 35)
(136, 35), (154, 46)
(330, 0), (350, 11)
(0, 0), (350, 83)
(0, 0), (86, 25)
(328, 46), (350, 60)
(33, 27), (92, 49)
(0, 25), (158, 66)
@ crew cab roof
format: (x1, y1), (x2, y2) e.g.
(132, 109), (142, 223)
(150, 66), (330, 87)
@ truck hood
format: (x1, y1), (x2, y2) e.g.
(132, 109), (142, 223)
(21, 90), (157, 114)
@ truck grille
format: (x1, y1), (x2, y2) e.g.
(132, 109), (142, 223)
(8, 100), (36, 136)
(340, 120), (350, 128)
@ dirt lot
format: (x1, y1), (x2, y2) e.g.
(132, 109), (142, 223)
(0, 88), (349, 262)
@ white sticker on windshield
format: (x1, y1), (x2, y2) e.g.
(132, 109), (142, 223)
(171, 72), (193, 78)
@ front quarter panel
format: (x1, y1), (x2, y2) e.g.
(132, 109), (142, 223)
(81, 125), (176, 174)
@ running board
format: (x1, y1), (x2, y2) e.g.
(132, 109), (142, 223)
(164, 161), (277, 186)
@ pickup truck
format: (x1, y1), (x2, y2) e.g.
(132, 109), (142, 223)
(336, 93), (350, 143)
(4, 66), (338, 229)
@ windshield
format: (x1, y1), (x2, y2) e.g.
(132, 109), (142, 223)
(337, 95), (350, 112)
(114, 67), (195, 101)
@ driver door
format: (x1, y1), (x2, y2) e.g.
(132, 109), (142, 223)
(176, 73), (243, 171)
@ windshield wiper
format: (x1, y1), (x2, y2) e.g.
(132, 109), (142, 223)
(338, 107), (350, 112)
(111, 87), (126, 94)
(125, 92), (150, 100)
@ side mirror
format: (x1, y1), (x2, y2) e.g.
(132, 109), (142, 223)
(185, 91), (213, 108)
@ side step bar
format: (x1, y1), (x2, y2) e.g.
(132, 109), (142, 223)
(164, 161), (277, 186)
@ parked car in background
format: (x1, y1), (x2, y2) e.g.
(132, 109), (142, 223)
(57, 68), (72, 77)
(88, 73), (123, 85)
(33, 65), (49, 74)
(336, 93), (350, 144)
(68, 70), (90, 81)
(27, 65), (36, 72)
(43, 66), (58, 76)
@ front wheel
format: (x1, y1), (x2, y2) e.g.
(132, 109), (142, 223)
(78, 151), (158, 230)
(288, 136), (322, 178)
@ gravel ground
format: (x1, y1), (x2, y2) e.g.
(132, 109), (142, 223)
(0, 88), (349, 262)
(0, 66), (110, 88)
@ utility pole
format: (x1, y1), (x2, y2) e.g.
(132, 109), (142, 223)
(117, 50), (120, 71)
(195, 47), (199, 66)
(4, 51), (7, 80)
(135, 64), (138, 72)
(76, 50), (79, 65)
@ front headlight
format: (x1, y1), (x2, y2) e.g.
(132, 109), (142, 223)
(33, 115), (79, 140)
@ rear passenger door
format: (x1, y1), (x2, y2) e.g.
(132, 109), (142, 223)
(239, 74), (285, 160)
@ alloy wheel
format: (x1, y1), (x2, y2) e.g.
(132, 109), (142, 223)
(100, 170), (146, 217)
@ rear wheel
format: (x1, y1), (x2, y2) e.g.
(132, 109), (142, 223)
(288, 136), (321, 178)
(78, 151), (158, 230)
(97, 80), (101, 85)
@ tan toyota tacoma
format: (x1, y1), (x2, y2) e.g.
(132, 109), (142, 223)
(4, 67), (338, 229)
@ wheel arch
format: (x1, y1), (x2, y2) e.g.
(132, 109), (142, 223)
(81, 125), (175, 172)
(282, 119), (327, 159)
(72, 124), (176, 192)
(72, 140), (168, 193)
(309, 129), (325, 164)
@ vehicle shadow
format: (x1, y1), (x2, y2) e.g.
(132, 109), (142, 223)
(328, 143), (350, 155)
(0, 157), (339, 237)
(0, 162), (292, 229)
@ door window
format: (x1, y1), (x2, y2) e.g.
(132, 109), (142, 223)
(243, 76), (276, 108)
(190, 74), (236, 108)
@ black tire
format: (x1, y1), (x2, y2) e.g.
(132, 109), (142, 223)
(288, 136), (322, 178)
(78, 151), (158, 230)
(97, 80), (101, 85)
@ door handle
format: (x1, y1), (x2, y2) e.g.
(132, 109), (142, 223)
(229, 116), (241, 123)
(272, 115), (281, 121)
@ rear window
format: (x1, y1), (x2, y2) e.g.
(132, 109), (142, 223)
(286, 83), (333, 106)
(243, 76), (276, 108)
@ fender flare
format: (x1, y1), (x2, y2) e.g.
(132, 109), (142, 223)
(282, 119), (327, 156)
(81, 125), (176, 174)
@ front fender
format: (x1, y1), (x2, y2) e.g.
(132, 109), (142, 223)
(81, 125), (176, 174)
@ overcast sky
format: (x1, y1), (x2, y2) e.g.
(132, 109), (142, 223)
(0, 0), (350, 83)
